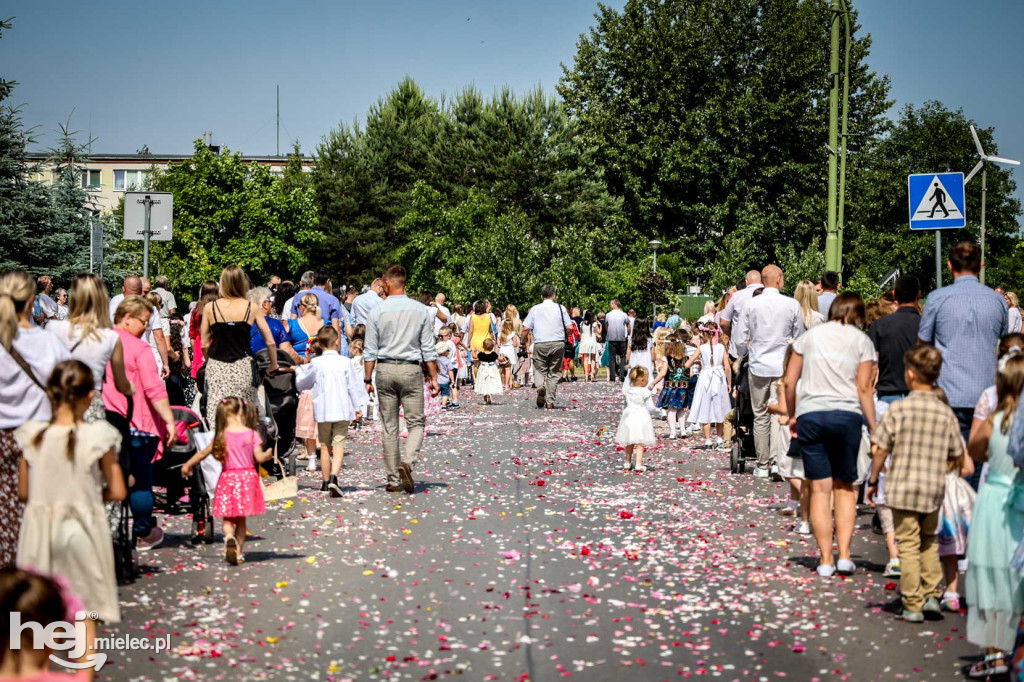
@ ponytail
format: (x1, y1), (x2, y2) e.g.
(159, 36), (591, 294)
(0, 270), (35, 352)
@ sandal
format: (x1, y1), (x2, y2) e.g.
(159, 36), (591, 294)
(623, 463), (633, 473)
(968, 653), (1008, 678)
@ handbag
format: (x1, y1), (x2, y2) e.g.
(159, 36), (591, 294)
(262, 448), (297, 502)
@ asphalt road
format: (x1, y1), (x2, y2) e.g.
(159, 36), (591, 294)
(102, 379), (979, 681)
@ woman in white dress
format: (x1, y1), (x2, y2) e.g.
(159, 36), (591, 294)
(48, 274), (135, 422)
(497, 319), (519, 388)
(578, 311), (601, 381)
(685, 322), (732, 447)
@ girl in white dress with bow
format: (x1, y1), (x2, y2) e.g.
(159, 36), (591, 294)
(685, 322), (732, 448)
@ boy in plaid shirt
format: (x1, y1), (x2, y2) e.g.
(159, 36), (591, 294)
(867, 345), (963, 623)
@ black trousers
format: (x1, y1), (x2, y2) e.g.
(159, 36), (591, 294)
(608, 340), (628, 381)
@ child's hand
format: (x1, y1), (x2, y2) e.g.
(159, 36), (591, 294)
(865, 484), (878, 506)
(181, 463), (192, 479)
(355, 411), (363, 422)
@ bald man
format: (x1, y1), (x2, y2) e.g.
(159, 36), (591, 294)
(720, 270), (763, 358)
(352, 278), (386, 326)
(110, 275), (170, 378)
(733, 265), (804, 478)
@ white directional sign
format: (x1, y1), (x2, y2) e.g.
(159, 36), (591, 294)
(123, 192), (173, 241)
(907, 172), (966, 230)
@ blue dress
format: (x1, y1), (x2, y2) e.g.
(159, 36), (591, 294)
(657, 357), (688, 410)
(966, 413), (1024, 652)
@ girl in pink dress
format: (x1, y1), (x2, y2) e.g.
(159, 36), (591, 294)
(182, 397), (270, 565)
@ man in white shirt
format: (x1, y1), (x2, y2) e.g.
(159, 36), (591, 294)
(720, 270), (764, 359)
(604, 300), (631, 382)
(735, 265), (805, 478)
(110, 275), (169, 378)
(153, 276), (177, 316)
(432, 293), (451, 335)
(522, 285), (574, 409)
(352, 278), (386, 326)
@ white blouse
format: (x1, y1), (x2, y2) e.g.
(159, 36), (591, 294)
(47, 321), (119, 391)
(0, 327), (72, 429)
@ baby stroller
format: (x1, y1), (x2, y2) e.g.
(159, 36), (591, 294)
(728, 358), (757, 474)
(105, 401), (136, 584)
(256, 347), (297, 476)
(158, 406), (215, 545)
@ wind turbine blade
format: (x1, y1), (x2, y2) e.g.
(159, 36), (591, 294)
(965, 160), (985, 184)
(986, 156), (1021, 167)
(971, 124), (985, 157)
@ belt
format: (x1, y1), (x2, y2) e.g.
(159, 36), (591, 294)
(376, 359), (420, 365)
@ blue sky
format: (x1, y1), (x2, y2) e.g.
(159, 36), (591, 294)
(4, 0), (1022, 207)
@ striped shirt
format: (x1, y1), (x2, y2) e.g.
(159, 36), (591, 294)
(918, 275), (1007, 408)
(364, 294), (437, 364)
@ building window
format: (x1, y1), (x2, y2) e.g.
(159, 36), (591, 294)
(113, 169), (149, 191)
(80, 169), (102, 189)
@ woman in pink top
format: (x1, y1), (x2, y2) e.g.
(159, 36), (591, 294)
(104, 296), (177, 551)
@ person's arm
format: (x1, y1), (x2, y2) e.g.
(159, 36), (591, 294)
(17, 457), (28, 501)
(153, 327), (170, 379)
(200, 302), (213, 356)
(683, 350), (699, 370)
(856, 359), (877, 432)
(917, 298), (935, 344)
(110, 338), (135, 396)
(346, 361), (369, 413)
(968, 416), (993, 463)
(342, 307), (354, 340)
(153, 397), (177, 447)
(650, 359), (668, 386)
(253, 312), (280, 374)
(420, 314), (440, 395)
(279, 340), (303, 365)
(181, 443), (213, 478)
(436, 306), (449, 324)
(723, 351), (732, 393)
(100, 447), (127, 502)
(784, 351), (803, 438)
(960, 449), (976, 478)
(363, 311), (379, 394)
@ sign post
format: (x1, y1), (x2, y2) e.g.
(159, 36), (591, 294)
(123, 192), (173, 279)
(908, 172), (966, 289)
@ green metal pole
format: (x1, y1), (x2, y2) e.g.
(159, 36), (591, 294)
(980, 166), (987, 285)
(836, 0), (852, 277)
(824, 0), (841, 272)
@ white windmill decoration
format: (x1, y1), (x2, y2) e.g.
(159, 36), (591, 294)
(965, 124), (1020, 284)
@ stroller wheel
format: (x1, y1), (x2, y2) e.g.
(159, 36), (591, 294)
(730, 442), (740, 474)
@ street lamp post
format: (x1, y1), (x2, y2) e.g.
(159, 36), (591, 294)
(649, 240), (661, 318)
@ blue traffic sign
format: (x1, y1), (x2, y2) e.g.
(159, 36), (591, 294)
(908, 172), (966, 230)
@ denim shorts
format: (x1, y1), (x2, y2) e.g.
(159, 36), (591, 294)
(797, 410), (864, 483)
(439, 382), (452, 398)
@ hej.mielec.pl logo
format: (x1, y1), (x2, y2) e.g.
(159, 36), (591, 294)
(9, 610), (171, 671)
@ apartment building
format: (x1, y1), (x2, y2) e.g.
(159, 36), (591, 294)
(25, 150), (313, 214)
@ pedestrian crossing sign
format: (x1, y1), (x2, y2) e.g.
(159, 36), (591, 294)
(908, 172), (966, 230)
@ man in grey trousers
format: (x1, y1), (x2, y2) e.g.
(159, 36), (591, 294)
(521, 284), (574, 409)
(363, 265), (439, 494)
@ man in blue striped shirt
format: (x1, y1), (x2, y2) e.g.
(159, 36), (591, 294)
(918, 241), (1007, 480)
(364, 265), (439, 494)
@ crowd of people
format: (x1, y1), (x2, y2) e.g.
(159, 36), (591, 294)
(4, 239), (1024, 678)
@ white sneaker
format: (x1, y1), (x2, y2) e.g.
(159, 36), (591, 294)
(816, 563), (836, 577)
(715, 436), (724, 446)
(794, 521), (812, 535)
(668, 433), (678, 440)
(753, 467), (770, 479)
(307, 459), (318, 472)
(703, 438), (713, 448)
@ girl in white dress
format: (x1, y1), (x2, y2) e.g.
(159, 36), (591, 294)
(475, 338), (504, 404)
(16, 359), (127, 656)
(616, 366), (657, 473)
(685, 322), (732, 447)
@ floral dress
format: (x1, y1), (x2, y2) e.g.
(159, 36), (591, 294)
(657, 357), (689, 410)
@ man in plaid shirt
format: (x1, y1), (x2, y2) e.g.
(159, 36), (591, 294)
(867, 345), (963, 623)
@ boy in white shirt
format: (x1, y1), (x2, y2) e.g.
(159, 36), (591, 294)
(295, 326), (367, 497)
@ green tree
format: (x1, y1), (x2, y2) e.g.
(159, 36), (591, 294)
(0, 18), (55, 274)
(845, 101), (1021, 290)
(558, 0), (891, 284)
(117, 140), (321, 295)
(39, 118), (97, 281)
